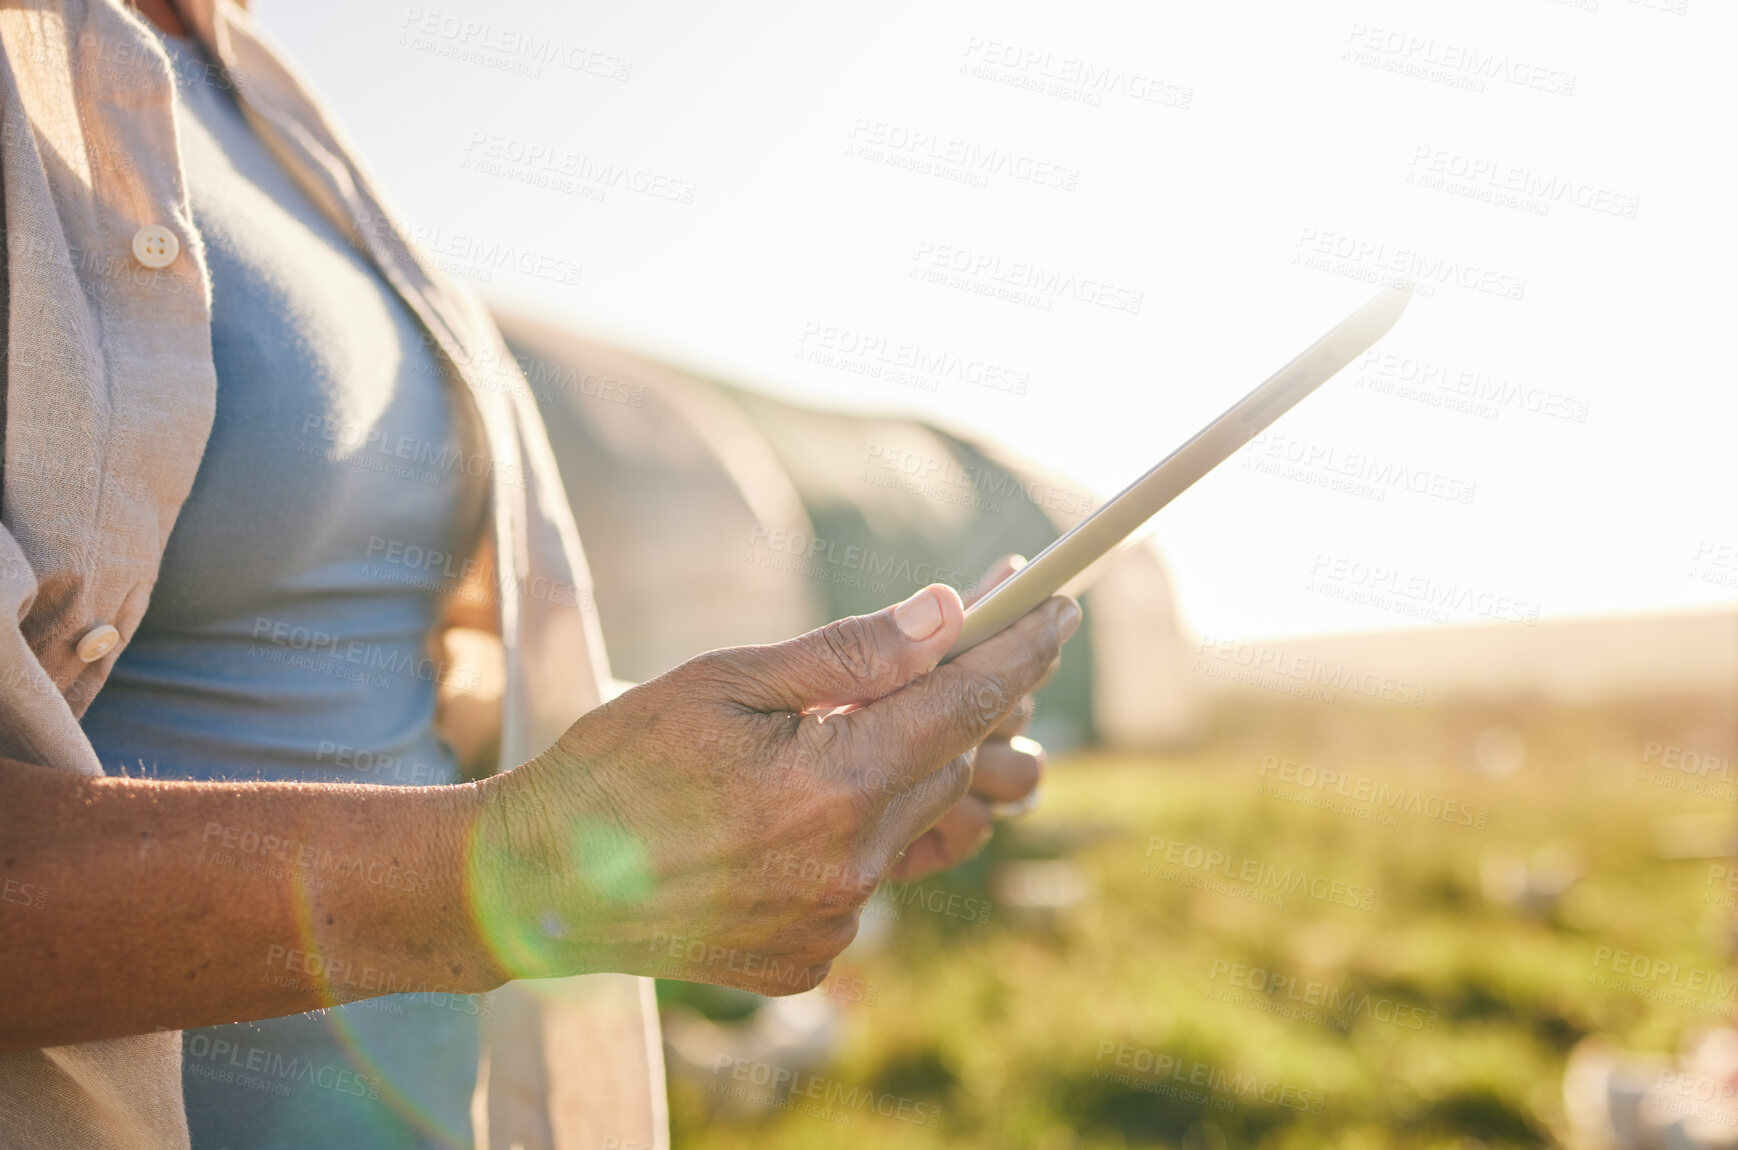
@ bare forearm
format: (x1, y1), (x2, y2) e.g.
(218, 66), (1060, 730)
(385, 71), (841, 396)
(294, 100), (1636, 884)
(0, 586), (1078, 1048)
(0, 757), (506, 1051)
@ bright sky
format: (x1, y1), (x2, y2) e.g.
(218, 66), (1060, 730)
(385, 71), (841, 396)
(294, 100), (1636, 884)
(255, 0), (1735, 640)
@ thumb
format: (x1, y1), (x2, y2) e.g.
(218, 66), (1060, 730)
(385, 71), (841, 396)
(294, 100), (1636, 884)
(732, 584), (964, 713)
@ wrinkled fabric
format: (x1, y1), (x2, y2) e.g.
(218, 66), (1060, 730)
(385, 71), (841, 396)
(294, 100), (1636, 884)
(0, 2), (666, 1146)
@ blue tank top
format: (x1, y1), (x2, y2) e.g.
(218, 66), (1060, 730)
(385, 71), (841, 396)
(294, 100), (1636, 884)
(79, 32), (489, 1150)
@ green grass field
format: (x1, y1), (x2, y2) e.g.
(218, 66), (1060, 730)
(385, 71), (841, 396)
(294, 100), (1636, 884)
(661, 695), (1738, 1149)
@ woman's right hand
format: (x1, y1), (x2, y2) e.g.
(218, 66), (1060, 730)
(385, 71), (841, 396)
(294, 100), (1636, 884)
(470, 583), (1079, 994)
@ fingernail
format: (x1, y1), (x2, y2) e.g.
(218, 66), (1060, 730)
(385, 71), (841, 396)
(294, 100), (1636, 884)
(1056, 599), (1082, 641)
(892, 587), (944, 640)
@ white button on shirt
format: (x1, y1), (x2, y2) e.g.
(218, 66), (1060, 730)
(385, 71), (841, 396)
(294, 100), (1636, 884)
(74, 624), (120, 663)
(131, 225), (179, 268)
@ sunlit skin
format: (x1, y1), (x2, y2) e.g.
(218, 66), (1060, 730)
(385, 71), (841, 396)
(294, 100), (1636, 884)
(132, 0), (186, 37)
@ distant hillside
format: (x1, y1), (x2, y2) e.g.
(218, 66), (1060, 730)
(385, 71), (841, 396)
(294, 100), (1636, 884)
(1188, 609), (1738, 704)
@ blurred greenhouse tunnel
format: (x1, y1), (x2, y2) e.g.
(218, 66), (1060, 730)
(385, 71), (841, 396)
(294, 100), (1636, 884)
(501, 311), (1201, 754)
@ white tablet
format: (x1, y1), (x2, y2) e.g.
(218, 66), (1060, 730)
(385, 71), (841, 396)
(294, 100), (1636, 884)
(945, 286), (1412, 662)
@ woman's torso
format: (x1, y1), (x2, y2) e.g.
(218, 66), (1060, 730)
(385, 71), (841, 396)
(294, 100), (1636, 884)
(79, 32), (489, 1150)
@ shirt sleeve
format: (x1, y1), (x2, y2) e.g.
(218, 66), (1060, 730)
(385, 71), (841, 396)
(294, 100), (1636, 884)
(0, 524), (105, 777)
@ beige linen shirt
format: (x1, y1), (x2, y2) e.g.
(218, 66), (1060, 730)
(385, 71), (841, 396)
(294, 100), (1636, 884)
(0, 1), (665, 1146)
